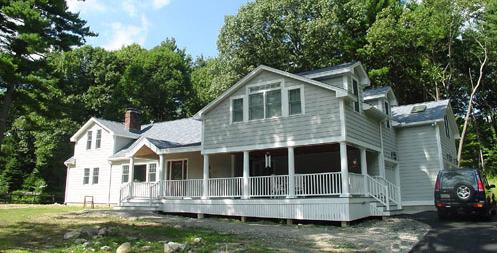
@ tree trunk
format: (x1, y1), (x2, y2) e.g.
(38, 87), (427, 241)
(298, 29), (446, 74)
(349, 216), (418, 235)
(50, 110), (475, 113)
(457, 42), (488, 166)
(0, 83), (15, 147)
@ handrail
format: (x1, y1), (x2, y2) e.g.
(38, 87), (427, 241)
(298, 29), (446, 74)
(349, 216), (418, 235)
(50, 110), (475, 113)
(119, 182), (131, 206)
(373, 176), (401, 208)
(365, 175), (389, 210)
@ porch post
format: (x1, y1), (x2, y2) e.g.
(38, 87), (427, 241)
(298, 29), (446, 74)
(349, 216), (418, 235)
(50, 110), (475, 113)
(287, 147), (296, 198)
(360, 148), (368, 196)
(202, 154), (209, 199)
(242, 151), (250, 199)
(378, 152), (386, 178)
(340, 142), (351, 197)
(159, 154), (165, 197)
(129, 157), (135, 198)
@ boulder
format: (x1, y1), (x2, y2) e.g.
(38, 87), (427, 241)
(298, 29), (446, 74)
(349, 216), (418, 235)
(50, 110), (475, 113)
(100, 245), (112, 251)
(116, 242), (131, 253)
(82, 227), (99, 237)
(192, 237), (202, 245)
(164, 242), (186, 253)
(64, 230), (81, 240)
(98, 227), (107, 236)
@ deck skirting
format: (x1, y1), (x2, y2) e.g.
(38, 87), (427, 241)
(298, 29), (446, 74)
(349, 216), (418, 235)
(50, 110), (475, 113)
(159, 197), (373, 221)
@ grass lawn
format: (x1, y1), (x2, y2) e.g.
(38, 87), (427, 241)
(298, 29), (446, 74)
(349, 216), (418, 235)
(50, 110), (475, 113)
(0, 205), (269, 252)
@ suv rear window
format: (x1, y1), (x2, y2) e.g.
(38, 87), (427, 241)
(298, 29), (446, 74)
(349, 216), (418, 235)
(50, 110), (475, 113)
(440, 170), (477, 189)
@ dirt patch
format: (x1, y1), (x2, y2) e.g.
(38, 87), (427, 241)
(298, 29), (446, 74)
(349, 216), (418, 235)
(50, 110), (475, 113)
(78, 210), (429, 252)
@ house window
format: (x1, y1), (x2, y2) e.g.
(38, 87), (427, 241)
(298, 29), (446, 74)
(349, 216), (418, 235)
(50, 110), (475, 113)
(83, 168), (90, 184)
(148, 164), (157, 182)
(95, 130), (102, 149)
(444, 115), (450, 138)
(168, 160), (188, 180)
(232, 98), (244, 122)
(265, 89), (282, 117)
(248, 82), (282, 120)
(122, 165), (129, 183)
(249, 93), (264, 120)
(353, 79), (360, 112)
(86, 131), (92, 149)
(384, 101), (391, 128)
(288, 88), (302, 115)
(92, 168), (99, 184)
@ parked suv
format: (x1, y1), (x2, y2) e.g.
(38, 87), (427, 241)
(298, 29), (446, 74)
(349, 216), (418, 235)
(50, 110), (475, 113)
(435, 168), (496, 219)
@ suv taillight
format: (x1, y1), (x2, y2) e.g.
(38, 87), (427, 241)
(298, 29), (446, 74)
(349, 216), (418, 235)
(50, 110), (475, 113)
(435, 176), (441, 192)
(477, 177), (484, 192)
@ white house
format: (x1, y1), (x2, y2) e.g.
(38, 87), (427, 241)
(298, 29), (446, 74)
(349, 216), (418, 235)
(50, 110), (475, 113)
(64, 62), (459, 222)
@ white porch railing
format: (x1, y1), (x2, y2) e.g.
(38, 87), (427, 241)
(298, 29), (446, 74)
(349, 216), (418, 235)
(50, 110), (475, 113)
(295, 172), (342, 196)
(208, 177), (243, 198)
(118, 172), (401, 211)
(249, 175), (289, 197)
(162, 179), (203, 198)
(373, 176), (402, 208)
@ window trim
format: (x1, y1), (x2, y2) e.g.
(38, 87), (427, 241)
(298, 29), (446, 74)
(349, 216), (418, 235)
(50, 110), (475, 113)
(86, 131), (92, 150)
(92, 167), (99, 184)
(230, 95), (245, 124)
(147, 163), (157, 182)
(95, 129), (102, 149)
(246, 79), (284, 121)
(352, 78), (361, 113)
(444, 115), (450, 138)
(122, 165), (130, 183)
(167, 159), (189, 180)
(83, 168), (90, 185)
(287, 86), (305, 116)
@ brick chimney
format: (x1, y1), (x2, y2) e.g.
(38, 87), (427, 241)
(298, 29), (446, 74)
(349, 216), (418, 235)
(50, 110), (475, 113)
(124, 108), (141, 132)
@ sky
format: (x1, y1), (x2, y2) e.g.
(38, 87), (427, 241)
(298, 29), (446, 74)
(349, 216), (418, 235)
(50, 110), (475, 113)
(67, 0), (250, 57)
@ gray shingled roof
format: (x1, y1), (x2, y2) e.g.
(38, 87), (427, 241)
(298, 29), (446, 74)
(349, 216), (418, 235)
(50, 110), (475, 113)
(110, 118), (202, 158)
(94, 118), (141, 139)
(392, 100), (449, 125)
(363, 86), (391, 99)
(296, 61), (358, 76)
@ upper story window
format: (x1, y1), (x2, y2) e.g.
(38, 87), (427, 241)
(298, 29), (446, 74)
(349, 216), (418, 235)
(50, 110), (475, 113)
(95, 129), (102, 149)
(444, 115), (450, 138)
(352, 79), (360, 112)
(248, 82), (281, 120)
(231, 98), (244, 122)
(83, 168), (90, 184)
(86, 131), (92, 150)
(92, 168), (99, 184)
(384, 101), (391, 128)
(289, 88), (302, 115)
(122, 165), (129, 183)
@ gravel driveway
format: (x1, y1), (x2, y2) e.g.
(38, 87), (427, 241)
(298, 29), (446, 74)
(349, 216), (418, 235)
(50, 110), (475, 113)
(81, 210), (429, 252)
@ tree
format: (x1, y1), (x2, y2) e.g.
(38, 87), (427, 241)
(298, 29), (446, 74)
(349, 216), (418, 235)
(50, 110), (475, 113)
(0, 0), (94, 147)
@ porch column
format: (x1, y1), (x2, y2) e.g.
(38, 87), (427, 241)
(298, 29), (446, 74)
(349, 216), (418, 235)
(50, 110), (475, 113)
(129, 157), (135, 198)
(202, 154), (209, 199)
(242, 151), (250, 199)
(287, 147), (296, 198)
(159, 154), (165, 197)
(360, 148), (368, 196)
(340, 142), (351, 197)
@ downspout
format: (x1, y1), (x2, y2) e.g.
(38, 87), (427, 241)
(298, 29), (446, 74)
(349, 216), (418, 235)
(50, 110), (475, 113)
(379, 121), (386, 178)
(107, 161), (113, 206)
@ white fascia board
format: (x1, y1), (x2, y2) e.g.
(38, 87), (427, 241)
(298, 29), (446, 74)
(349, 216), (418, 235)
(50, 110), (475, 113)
(393, 119), (444, 128)
(194, 65), (348, 119)
(69, 117), (114, 142)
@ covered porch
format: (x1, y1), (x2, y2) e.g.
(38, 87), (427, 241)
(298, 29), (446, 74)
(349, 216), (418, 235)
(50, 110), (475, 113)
(118, 141), (401, 214)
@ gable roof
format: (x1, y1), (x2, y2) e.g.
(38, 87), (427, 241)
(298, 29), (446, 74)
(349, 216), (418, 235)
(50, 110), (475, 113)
(195, 65), (350, 118)
(297, 61), (371, 86)
(363, 86), (391, 98)
(70, 117), (140, 142)
(392, 100), (449, 125)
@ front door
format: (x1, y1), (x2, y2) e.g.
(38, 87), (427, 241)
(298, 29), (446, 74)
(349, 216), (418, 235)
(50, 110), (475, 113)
(133, 165), (147, 182)
(168, 160), (187, 180)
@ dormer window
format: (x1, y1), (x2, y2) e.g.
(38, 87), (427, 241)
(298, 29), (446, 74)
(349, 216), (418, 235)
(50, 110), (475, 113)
(352, 79), (360, 112)
(86, 131), (92, 150)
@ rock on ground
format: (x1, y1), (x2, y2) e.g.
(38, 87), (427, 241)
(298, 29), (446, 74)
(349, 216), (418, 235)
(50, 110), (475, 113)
(63, 230), (80, 240)
(164, 242), (186, 253)
(116, 242), (131, 253)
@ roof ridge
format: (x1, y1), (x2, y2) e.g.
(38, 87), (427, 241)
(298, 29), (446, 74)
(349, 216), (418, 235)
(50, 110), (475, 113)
(393, 99), (449, 108)
(296, 61), (358, 76)
(141, 117), (197, 127)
